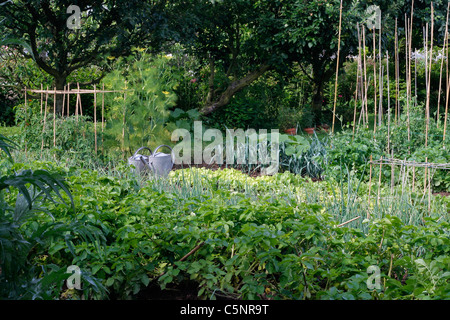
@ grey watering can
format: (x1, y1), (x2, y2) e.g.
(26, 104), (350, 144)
(128, 145), (174, 177)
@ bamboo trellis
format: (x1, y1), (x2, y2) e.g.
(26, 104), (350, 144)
(23, 84), (125, 156)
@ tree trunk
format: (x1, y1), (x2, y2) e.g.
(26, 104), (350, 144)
(200, 64), (271, 115)
(312, 83), (324, 125)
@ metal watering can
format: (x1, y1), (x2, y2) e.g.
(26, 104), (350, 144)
(128, 145), (174, 177)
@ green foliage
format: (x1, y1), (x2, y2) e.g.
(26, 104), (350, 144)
(102, 52), (178, 156)
(0, 135), (108, 300)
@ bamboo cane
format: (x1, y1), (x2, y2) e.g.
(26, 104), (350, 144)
(425, 4), (434, 148)
(395, 18), (399, 123)
(437, 5), (449, 126)
(378, 25), (382, 127)
(40, 87), (49, 155)
(53, 87), (56, 148)
(67, 83), (70, 117)
(373, 27), (377, 135)
(363, 26), (369, 127)
(40, 83), (43, 115)
(102, 83), (105, 155)
(24, 87), (28, 155)
(377, 156), (383, 204)
(387, 51), (391, 153)
(353, 23), (361, 140)
(368, 154), (373, 219)
(94, 84), (97, 154)
(332, 0), (343, 134)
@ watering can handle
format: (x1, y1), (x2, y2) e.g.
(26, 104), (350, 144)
(153, 145), (175, 163)
(133, 147), (153, 157)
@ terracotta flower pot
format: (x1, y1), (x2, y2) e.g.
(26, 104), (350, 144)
(284, 128), (297, 135)
(303, 127), (315, 135)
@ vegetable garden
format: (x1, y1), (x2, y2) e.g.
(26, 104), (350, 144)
(1, 0), (450, 302)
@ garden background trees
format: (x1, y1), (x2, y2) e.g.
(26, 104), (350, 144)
(0, 0), (169, 115)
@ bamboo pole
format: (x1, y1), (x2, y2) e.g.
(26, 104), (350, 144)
(378, 25), (382, 127)
(24, 87), (28, 155)
(406, 17), (411, 145)
(368, 154), (373, 219)
(363, 26), (369, 127)
(67, 83), (70, 117)
(437, 4), (449, 125)
(390, 149), (395, 195)
(387, 51), (391, 153)
(337, 216), (361, 228)
(353, 23), (361, 140)
(62, 85), (66, 117)
(395, 18), (399, 123)
(40, 84), (43, 115)
(94, 84), (97, 154)
(40, 87), (49, 155)
(425, 4), (434, 148)
(444, 4), (450, 147)
(377, 156), (383, 204)
(77, 83), (83, 117)
(102, 83), (105, 155)
(332, 0), (343, 134)
(373, 27), (377, 135)
(53, 87), (56, 148)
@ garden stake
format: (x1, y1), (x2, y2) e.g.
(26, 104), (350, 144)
(437, 2), (449, 126)
(67, 83), (70, 117)
(94, 84), (97, 154)
(378, 25), (382, 127)
(40, 87), (49, 156)
(387, 51), (391, 153)
(53, 87), (56, 148)
(425, 4), (434, 148)
(395, 18), (399, 123)
(377, 156), (382, 205)
(368, 154), (373, 219)
(373, 27), (377, 135)
(332, 0), (343, 134)
(337, 216), (360, 228)
(24, 87), (28, 156)
(62, 85), (66, 117)
(102, 83), (105, 155)
(363, 26), (369, 127)
(40, 83), (43, 115)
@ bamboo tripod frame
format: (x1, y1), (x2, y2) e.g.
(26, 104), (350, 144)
(22, 84), (125, 157)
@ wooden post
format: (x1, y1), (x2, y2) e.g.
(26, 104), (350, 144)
(94, 84), (97, 154)
(41, 87), (49, 155)
(62, 85), (66, 117)
(378, 25), (382, 127)
(373, 27), (377, 134)
(387, 50), (391, 153)
(24, 87), (28, 155)
(40, 83), (43, 115)
(53, 87), (56, 148)
(437, 2), (449, 126)
(363, 26), (369, 127)
(102, 83), (105, 155)
(395, 18), (399, 123)
(77, 83), (83, 117)
(377, 156), (383, 204)
(368, 154), (373, 219)
(67, 83), (70, 117)
(353, 23), (361, 140)
(425, 4), (434, 148)
(332, 0), (343, 134)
